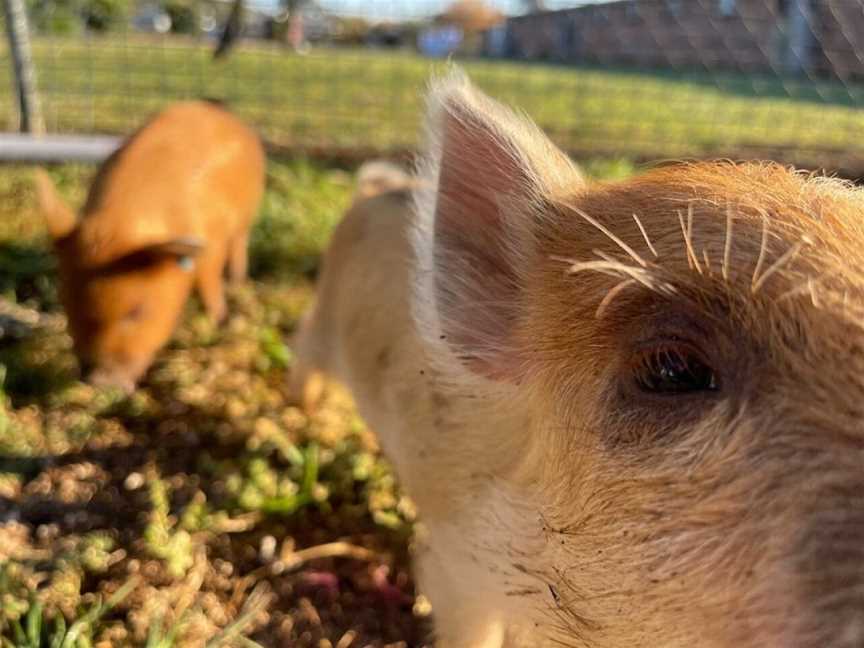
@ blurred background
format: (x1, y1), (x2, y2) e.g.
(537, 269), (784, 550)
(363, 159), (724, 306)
(1, 2), (864, 647)
(4, 0), (864, 171)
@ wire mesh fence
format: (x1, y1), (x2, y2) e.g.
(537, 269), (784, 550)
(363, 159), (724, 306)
(2, 0), (864, 171)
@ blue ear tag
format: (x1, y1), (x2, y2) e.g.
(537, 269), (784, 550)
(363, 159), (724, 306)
(178, 256), (195, 272)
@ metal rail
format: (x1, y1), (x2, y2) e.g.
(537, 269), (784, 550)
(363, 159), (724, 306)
(0, 134), (120, 162)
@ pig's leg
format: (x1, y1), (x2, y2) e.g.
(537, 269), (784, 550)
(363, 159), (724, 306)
(228, 230), (249, 284)
(288, 307), (326, 412)
(196, 245), (228, 323)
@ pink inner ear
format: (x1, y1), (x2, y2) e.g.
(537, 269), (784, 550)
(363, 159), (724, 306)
(437, 102), (528, 229)
(431, 101), (531, 382)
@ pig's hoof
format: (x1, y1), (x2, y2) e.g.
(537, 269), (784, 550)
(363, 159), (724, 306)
(87, 369), (136, 395)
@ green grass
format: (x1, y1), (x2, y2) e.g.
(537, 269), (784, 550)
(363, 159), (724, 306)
(2, 37), (864, 163)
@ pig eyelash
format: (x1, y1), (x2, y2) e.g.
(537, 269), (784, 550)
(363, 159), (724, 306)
(552, 255), (677, 300)
(566, 205), (649, 269)
(632, 212), (658, 258)
(595, 279), (639, 319)
(722, 203), (734, 281)
(678, 205), (703, 275)
(776, 274), (830, 308)
(752, 239), (805, 295)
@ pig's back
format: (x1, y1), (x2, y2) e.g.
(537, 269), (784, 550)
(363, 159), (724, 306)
(314, 187), (423, 394)
(79, 101), (265, 262)
(314, 187), (443, 486)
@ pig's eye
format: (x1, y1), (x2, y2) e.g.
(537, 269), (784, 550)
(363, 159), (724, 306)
(631, 341), (718, 394)
(124, 304), (145, 321)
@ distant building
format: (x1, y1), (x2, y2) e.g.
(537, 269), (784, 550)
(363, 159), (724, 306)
(486, 0), (863, 80)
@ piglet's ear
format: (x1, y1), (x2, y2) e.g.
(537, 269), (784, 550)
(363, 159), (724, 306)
(34, 169), (78, 240)
(142, 237), (206, 259)
(99, 237), (205, 274)
(421, 70), (582, 381)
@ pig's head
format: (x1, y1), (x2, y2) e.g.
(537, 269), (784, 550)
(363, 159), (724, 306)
(414, 73), (864, 647)
(35, 170), (202, 393)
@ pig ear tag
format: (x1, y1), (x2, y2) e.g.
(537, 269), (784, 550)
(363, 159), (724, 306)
(178, 256), (196, 272)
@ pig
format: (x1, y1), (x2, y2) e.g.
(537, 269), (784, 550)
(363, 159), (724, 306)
(36, 100), (266, 392)
(292, 70), (864, 647)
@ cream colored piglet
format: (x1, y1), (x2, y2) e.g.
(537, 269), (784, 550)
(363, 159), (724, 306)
(293, 71), (864, 648)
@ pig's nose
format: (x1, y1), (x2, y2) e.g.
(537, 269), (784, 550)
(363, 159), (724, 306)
(86, 367), (135, 395)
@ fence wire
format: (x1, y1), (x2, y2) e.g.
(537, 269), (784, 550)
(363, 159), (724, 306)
(2, 0), (864, 171)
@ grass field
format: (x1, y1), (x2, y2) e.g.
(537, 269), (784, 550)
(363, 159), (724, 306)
(2, 37), (864, 165)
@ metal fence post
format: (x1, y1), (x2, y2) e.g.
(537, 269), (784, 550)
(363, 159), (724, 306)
(2, 0), (45, 135)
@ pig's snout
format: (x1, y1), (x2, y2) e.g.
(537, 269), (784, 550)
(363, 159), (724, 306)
(84, 365), (137, 395)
